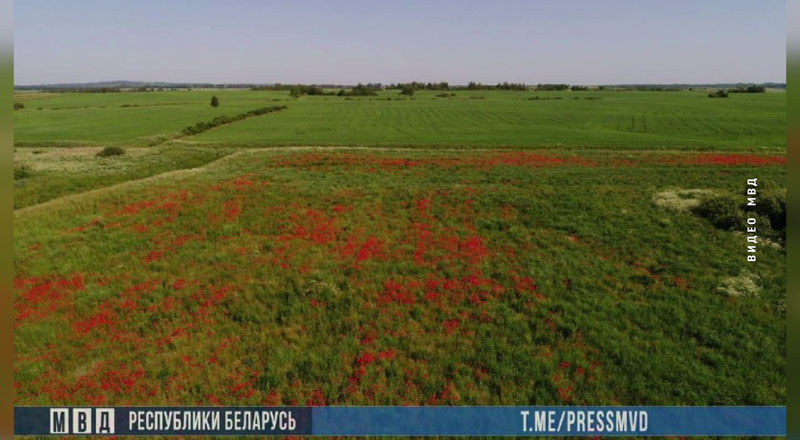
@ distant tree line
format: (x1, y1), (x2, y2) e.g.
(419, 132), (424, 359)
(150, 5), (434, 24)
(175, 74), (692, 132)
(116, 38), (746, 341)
(35, 87), (123, 93)
(337, 84), (379, 96)
(625, 86), (682, 91)
(452, 81), (529, 91)
(391, 81), (450, 91)
(289, 85), (334, 97)
(707, 84), (766, 98)
(495, 82), (528, 90)
(253, 83), (322, 92)
(16, 81), (782, 93)
(14, 86), (178, 93)
(728, 85), (766, 93)
(534, 84), (570, 91)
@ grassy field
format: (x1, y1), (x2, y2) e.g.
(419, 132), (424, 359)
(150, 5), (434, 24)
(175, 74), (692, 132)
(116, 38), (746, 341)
(14, 89), (786, 149)
(13, 89), (786, 410)
(14, 149), (785, 406)
(13, 146), (233, 209)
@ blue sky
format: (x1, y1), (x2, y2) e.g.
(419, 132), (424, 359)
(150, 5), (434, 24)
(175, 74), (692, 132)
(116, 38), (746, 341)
(14, 0), (785, 85)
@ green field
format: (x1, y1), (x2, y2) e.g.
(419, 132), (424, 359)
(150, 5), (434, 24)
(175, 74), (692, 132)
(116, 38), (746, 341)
(14, 89), (786, 149)
(13, 89), (786, 410)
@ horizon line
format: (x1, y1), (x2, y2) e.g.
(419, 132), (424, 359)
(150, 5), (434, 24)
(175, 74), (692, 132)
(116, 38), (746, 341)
(14, 80), (788, 88)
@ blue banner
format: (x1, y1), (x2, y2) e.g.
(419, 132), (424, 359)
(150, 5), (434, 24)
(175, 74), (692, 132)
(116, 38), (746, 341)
(14, 406), (785, 436)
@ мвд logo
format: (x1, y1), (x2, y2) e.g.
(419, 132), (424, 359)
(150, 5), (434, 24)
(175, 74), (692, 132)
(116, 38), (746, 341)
(49, 408), (115, 434)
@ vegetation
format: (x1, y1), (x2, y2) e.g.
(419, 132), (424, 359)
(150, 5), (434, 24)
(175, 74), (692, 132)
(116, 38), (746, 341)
(14, 163), (32, 180)
(536, 84), (570, 91)
(729, 85), (766, 93)
(289, 85), (332, 97)
(180, 105), (286, 136)
(339, 84), (379, 96)
(393, 81), (450, 91)
(14, 102), (24, 110)
(188, 90), (784, 149)
(708, 90), (729, 98)
(11, 84), (786, 414)
(494, 82), (527, 90)
(13, 146), (231, 208)
(460, 81), (527, 91)
(96, 146), (126, 157)
(13, 89), (786, 149)
(210, 96), (219, 107)
(251, 83), (379, 92)
(13, 149), (785, 408)
(692, 185), (786, 242)
(399, 85), (415, 96)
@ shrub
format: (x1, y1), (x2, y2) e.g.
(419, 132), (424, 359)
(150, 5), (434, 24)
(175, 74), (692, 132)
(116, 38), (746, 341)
(691, 194), (742, 230)
(289, 85), (327, 97)
(96, 146), (126, 157)
(210, 96), (219, 107)
(708, 90), (728, 98)
(181, 105), (287, 136)
(692, 188), (786, 242)
(753, 189), (786, 232)
(14, 163), (32, 180)
(400, 85), (415, 96)
(14, 102), (24, 110)
(340, 84), (378, 96)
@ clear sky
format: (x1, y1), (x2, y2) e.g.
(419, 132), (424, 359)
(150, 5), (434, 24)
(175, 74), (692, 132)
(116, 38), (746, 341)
(14, 0), (785, 85)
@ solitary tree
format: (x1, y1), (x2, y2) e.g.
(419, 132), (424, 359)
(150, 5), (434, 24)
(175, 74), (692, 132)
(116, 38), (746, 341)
(400, 85), (415, 96)
(210, 95), (219, 107)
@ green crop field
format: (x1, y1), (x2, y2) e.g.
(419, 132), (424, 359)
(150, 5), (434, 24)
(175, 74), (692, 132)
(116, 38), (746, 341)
(14, 89), (786, 149)
(13, 88), (786, 410)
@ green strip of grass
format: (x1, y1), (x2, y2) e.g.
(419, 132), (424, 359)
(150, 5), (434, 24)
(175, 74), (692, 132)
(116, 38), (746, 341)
(13, 146), (233, 209)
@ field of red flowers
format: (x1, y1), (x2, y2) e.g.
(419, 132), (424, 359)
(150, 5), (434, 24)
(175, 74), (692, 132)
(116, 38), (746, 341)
(14, 150), (786, 407)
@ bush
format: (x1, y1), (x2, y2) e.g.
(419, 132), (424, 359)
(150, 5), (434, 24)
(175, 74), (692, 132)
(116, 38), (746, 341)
(753, 189), (786, 232)
(708, 90), (728, 98)
(692, 188), (786, 242)
(14, 102), (24, 110)
(96, 146), (126, 157)
(289, 85), (328, 97)
(210, 96), (219, 107)
(691, 194), (742, 230)
(14, 163), (32, 180)
(400, 85), (415, 96)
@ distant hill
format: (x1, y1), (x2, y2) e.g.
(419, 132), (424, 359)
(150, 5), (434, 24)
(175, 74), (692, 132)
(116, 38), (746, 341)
(14, 80), (786, 91)
(14, 81), (262, 90)
(605, 82), (785, 90)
